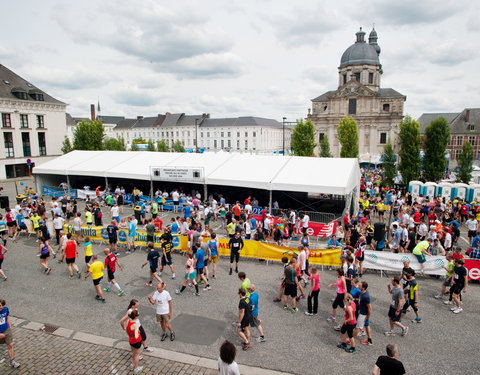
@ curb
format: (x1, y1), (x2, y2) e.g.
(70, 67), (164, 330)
(11, 316), (292, 375)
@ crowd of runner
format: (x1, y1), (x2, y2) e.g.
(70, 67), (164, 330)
(0, 170), (477, 374)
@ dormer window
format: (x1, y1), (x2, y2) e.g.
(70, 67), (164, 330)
(11, 88), (29, 100)
(29, 90), (44, 101)
(468, 124), (475, 131)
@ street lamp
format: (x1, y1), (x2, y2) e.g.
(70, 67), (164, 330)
(195, 118), (199, 152)
(282, 117), (287, 155)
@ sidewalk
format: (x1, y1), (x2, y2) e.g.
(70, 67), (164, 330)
(2, 317), (292, 375)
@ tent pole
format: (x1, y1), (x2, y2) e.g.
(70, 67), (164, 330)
(269, 190), (272, 213)
(104, 177), (109, 193)
(150, 180), (153, 201)
(66, 174), (71, 196)
(203, 184), (208, 202)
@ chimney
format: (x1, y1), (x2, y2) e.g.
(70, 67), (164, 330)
(137, 116), (144, 120)
(466, 109), (470, 123)
(90, 104), (96, 121)
(202, 113), (210, 119)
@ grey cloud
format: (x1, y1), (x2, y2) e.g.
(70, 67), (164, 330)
(113, 86), (162, 107)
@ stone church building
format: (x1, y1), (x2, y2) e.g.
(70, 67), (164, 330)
(307, 28), (406, 157)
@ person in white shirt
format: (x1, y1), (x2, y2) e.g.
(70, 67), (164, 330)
(111, 204), (120, 223)
(301, 213), (310, 234)
(218, 340), (241, 375)
(244, 203), (252, 215)
(465, 215), (478, 245)
(147, 282), (175, 341)
(417, 222), (427, 241)
(172, 190), (180, 213)
(444, 230), (452, 251)
(53, 214), (65, 246)
(243, 220), (251, 240)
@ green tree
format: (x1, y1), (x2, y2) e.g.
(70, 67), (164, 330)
(61, 136), (73, 154)
(147, 139), (156, 151)
(382, 141), (396, 187)
(398, 116), (421, 185)
(104, 137), (126, 151)
(290, 119), (316, 156)
(457, 141), (474, 183)
(132, 138), (146, 144)
(72, 120), (105, 150)
(171, 140), (185, 152)
(319, 135), (332, 157)
(130, 143), (139, 151)
(157, 140), (169, 152)
(423, 117), (450, 181)
(337, 117), (359, 158)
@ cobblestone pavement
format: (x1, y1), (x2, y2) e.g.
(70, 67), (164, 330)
(2, 327), (218, 375)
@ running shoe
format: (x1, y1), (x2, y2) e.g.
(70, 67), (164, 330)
(103, 288), (111, 292)
(241, 342), (251, 351)
(117, 290), (125, 296)
(171, 275), (176, 279)
(69, 275), (74, 279)
(345, 347), (356, 354)
(144, 283), (152, 287)
(256, 336), (266, 343)
(434, 295), (444, 299)
(160, 333), (168, 341)
(229, 269), (232, 275)
(203, 286), (211, 291)
(273, 298), (281, 302)
(95, 295), (101, 300)
(360, 339), (373, 346)
(157, 271), (162, 276)
(412, 317), (422, 323)
(304, 312), (313, 316)
(443, 300), (452, 305)
(291, 308), (298, 313)
(333, 325), (342, 331)
(10, 359), (20, 368)
(283, 305), (288, 311)
(401, 326), (409, 336)
(133, 366), (143, 373)
(212, 274), (216, 279)
(77, 271), (82, 279)
(192, 292), (200, 296)
(46, 268), (51, 275)
(327, 316), (336, 322)
(453, 307), (463, 314)
(358, 330), (367, 337)
(175, 289), (181, 295)
(336, 343), (347, 349)
(143, 347), (153, 352)
(450, 306), (457, 311)
(126, 251), (131, 254)
(384, 331), (396, 336)
(170, 331), (175, 341)
(235, 268), (238, 273)
(99, 298), (106, 303)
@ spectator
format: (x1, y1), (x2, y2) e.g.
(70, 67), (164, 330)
(372, 344), (405, 375)
(218, 340), (240, 375)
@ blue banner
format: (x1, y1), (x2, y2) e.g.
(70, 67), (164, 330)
(43, 186), (77, 198)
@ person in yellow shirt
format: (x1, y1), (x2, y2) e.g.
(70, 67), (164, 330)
(84, 254), (105, 303)
(85, 210), (93, 225)
(83, 236), (93, 270)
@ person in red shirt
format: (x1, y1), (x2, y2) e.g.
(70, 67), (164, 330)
(427, 212), (436, 226)
(413, 210), (421, 225)
(153, 217), (163, 231)
(103, 248), (125, 296)
(460, 204), (469, 222)
(451, 247), (465, 260)
(244, 196), (251, 205)
(232, 202), (241, 220)
(64, 233), (81, 279)
(125, 310), (143, 373)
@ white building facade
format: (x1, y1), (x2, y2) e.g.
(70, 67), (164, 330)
(0, 64), (67, 179)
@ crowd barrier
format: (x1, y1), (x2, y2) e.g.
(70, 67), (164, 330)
(63, 223), (342, 266)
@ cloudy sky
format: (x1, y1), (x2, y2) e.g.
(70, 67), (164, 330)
(1, 0), (478, 121)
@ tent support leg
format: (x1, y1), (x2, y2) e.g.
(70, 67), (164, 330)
(203, 184), (208, 202)
(150, 180), (153, 201)
(66, 175), (71, 196)
(269, 190), (272, 213)
(104, 177), (109, 192)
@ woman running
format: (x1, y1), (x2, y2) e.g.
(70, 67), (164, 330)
(208, 233), (219, 279)
(175, 252), (199, 296)
(120, 299), (153, 353)
(337, 294), (357, 353)
(327, 268), (347, 323)
(0, 243), (8, 280)
(124, 310), (143, 373)
(38, 237), (52, 275)
(5, 209), (16, 238)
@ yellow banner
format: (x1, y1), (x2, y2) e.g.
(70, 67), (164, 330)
(63, 224), (340, 266)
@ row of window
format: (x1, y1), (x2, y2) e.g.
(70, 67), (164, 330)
(342, 72), (375, 85)
(2, 113), (45, 129)
(3, 132), (46, 158)
(319, 131), (388, 144)
(131, 130), (257, 139)
(450, 135), (478, 146)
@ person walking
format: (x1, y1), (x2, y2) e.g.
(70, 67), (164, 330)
(357, 281), (373, 346)
(450, 258), (468, 314)
(175, 252), (200, 296)
(141, 242), (163, 286)
(235, 288), (252, 350)
(228, 232), (244, 275)
(84, 254), (106, 303)
(208, 232), (219, 278)
(120, 299), (153, 353)
(38, 236), (52, 275)
(305, 266), (320, 316)
(327, 268), (347, 323)
(283, 258), (300, 312)
(0, 299), (20, 368)
(64, 233), (82, 279)
(103, 248), (125, 296)
(124, 310), (143, 373)
(372, 344), (406, 375)
(385, 277), (409, 337)
(159, 237), (175, 279)
(247, 284), (266, 342)
(147, 282), (175, 341)
(336, 294), (357, 354)
(0, 243), (9, 280)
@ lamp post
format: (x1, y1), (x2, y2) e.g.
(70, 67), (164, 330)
(282, 117), (287, 155)
(195, 118), (198, 152)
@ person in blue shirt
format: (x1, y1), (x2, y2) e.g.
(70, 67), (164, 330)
(250, 217), (257, 231)
(247, 284), (266, 342)
(208, 233), (219, 278)
(183, 205), (191, 219)
(127, 217), (137, 253)
(327, 235), (341, 248)
(14, 212), (28, 240)
(195, 245), (211, 290)
(170, 218), (179, 234)
(0, 299), (20, 368)
(471, 233), (480, 249)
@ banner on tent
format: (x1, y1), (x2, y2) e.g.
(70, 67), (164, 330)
(251, 214), (337, 238)
(362, 250), (447, 276)
(43, 186), (77, 198)
(77, 189), (96, 200)
(465, 259), (480, 280)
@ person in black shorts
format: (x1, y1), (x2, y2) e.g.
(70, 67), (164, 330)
(283, 258), (300, 312)
(451, 259), (468, 314)
(141, 242), (162, 286)
(235, 288), (252, 350)
(106, 220), (119, 256)
(228, 232), (244, 275)
(160, 239), (175, 279)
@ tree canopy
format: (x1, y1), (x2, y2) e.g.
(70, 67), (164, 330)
(61, 136), (73, 154)
(146, 139), (156, 151)
(291, 119), (316, 156)
(398, 116), (421, 185)
(382, 141), (396, 187)
(72, 120), (105, 150)
(157, 140), (169, 152)
(104, 137), (126, 151)
(457, 141), (474, 183)
(423, 117), (450, 181)
(319, 135), (332, 157)
(337, 116), (359, 158)
(171, 140), (185, 152)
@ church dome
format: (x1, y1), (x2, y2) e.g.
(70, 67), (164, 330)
(340, 27), (380, 68)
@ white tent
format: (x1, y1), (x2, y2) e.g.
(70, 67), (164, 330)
(33, 150), (360, 210)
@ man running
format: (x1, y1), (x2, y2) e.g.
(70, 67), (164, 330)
(160, 237), (175, 279)
(84, 254), (106, 303)
(228, 232), (244, 275)
(247, 284), (266, 343)
(147, 282), (175, 341)
(106, 220), (119, 256)
(356, 281), (373, 346)
(235, 288), (252, 350)
(103, 248), (125, 296)
(141, 242), (163, 286)
(195, 243), (211, 291)
(450, 258), (468, 314)
(385, 277), (409, 337)
(0, 299), (20, 368)
(64, 233), (82, 279)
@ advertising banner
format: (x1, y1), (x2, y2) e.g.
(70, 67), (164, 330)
(464, 259), (480, 280)
(362, 250), (447, 276)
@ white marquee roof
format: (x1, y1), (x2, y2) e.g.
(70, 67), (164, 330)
(33, 150), (360, 196)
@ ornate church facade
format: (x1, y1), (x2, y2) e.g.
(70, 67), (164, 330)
(307, 28), (406, 157)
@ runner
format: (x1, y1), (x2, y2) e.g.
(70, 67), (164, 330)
(73, 213), (83, 243)
(450, 258), (468, 314)
(235, 288), (252, 350)
(106, 220), (119, 256)
(141, 242), (163, 286)
(5, 208), (16, 238)
(0, 243), (8, 280)
(412, 238), (432, 274)
(305, 266), (320, 316)
(385, 277), (409, 337)
(64, 233), (82, 278)
(228, 232), (244, 275)
(283, 258), (300, 312)
(0, 299), (20, 368)
(336, 293), (357, 353)
(247, 284), (266, 342)
(103, 248), (125, 296)
(147, 282), (175, 341)
(123, 310), (143, 373)
(327, 268), (347, 323)
(53, 214), (65, 245)
(111, 202), (120, 224)
(273, 256), (289, 303)
(0, 214), (7, 246)
(83, 236), (93, 270)
(127, 216), (137, 254)
(38, 236), (52, 275)
(434, 253), (454, 300)
(238, 272), (250, 296)
(195, 242), (211, 290)
(84, 254), (106, 303)
(357, 281), (373, 346)
(119, 299), (153, 353)
(401, 269), (421, 323)
(175, 251), (199, 296)
(159, 237), (175, 279)
(208, 233), (219, 279)
(145, 218), (156, 244)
